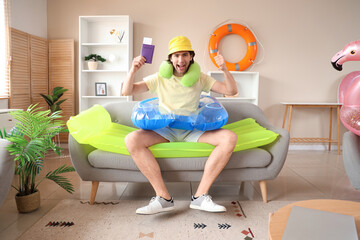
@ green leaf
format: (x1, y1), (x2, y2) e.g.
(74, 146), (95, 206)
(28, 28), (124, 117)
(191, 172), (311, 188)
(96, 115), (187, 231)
(6, 104), (74, 195)
(40, 94), (53, 106)
(53, 87), (68, 96)
(45, 165), (75, 193)
(85, 54), (106, 62)
(50, 105), (58, 112)
(56, 99), (67, 106)
(53, 86), (64, 93)
(40, 87), (68, 113)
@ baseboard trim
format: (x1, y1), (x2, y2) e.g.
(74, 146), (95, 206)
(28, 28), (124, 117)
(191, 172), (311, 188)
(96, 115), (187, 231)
(289, 143), (342, 151)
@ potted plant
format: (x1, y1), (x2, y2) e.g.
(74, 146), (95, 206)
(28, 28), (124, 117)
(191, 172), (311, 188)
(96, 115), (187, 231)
(84, 54), (106, 70)
(6, 104), (75, 213)
(40, 86), (68, 113)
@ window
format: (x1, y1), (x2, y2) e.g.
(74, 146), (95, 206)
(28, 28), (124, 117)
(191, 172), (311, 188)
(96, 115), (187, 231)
(0, 0), (10, 98)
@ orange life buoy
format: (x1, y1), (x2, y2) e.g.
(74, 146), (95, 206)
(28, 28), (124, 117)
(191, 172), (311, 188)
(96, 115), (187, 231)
(208, 23), (257, 71)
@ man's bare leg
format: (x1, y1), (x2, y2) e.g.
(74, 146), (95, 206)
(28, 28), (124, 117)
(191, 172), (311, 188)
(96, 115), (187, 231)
(125, 129), (171, 199)
(195, 129), (237, 197)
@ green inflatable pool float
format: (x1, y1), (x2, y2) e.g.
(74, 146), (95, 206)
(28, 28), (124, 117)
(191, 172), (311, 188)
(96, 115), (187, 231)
(67, 104), (279, 158)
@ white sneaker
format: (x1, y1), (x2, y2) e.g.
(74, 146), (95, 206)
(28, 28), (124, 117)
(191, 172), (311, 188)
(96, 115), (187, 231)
(136, 196), (175, 215)
(190, 194), (226, 212)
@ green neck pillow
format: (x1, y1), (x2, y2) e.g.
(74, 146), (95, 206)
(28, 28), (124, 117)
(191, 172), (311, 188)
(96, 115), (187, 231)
(159, 61), (201, 87)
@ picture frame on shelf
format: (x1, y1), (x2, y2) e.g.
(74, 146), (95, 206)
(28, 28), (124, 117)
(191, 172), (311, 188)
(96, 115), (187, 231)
(95, 82), (107, 96)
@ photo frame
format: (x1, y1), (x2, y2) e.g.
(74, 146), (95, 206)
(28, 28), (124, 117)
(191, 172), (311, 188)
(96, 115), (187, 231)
(95, 82), (107, 96)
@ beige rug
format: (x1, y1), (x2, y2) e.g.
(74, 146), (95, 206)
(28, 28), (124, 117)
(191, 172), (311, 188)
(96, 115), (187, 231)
(19, 199), (292, 240)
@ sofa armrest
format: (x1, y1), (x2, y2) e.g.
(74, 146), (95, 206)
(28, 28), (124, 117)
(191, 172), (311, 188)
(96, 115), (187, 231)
(343, 131), (360, 189)
(261, 126), (290, 178)
(68, 134), (97, 181)
(221, 101), (290, 179)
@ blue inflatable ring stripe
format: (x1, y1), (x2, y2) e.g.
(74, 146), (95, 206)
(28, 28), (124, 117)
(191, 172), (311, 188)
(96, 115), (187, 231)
(131, 95), (228, 131)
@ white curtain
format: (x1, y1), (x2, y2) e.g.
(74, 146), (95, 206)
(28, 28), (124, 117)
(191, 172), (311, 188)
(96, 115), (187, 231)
(0, 0), (10, 98)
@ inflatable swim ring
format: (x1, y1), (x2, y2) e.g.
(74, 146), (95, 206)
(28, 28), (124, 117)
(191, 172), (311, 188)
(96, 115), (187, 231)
(131, 95), (228, 131)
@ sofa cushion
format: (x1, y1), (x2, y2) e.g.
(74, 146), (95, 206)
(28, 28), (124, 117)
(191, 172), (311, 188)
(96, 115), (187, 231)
(88, 148), (272, 171)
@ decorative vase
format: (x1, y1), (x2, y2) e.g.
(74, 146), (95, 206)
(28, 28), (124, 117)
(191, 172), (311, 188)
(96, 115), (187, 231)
(15, 190), (40, 213)
(87, 61), (98, 70)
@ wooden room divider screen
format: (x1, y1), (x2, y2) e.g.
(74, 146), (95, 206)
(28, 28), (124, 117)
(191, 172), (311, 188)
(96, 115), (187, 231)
(10, 28), (74, 142)
(49, 39), (75, 142)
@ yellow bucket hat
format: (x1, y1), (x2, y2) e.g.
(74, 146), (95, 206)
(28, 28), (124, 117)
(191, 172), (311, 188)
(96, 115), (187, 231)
(168, 36), (194, 55)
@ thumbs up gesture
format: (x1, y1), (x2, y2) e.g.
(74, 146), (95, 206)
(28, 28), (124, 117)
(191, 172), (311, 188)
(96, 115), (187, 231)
(214, 50), (227, 72)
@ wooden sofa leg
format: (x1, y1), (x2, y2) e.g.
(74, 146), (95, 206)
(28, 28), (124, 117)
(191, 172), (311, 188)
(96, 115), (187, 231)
(259, 180), (268, 203)
(90, 181), (99, 205)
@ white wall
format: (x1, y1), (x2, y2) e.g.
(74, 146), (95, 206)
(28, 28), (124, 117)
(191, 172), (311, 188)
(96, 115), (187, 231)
(46, 0), (360, 140)
(10, 0), (47, 38)
(0, 0), (47, 110)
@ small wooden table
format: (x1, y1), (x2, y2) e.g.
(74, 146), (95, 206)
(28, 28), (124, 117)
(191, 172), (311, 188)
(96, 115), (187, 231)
(281, 102), (342, 155)
(268, 199), (360, 240)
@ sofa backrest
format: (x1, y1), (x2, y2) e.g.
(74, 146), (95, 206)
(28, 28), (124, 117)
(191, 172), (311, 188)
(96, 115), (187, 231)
(102, 100), (268, 127)
(221, 101), (268, 126)
(103, 101), (138, 127)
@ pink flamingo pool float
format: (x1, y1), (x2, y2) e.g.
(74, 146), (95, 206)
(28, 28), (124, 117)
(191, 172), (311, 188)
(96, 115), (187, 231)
(331, 40), (360, 136)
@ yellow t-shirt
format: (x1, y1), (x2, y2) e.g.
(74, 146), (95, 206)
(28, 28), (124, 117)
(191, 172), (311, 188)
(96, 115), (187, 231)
(144, 72), (216, 114)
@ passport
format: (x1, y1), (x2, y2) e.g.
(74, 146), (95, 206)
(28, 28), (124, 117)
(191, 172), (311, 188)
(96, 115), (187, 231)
(141, 44), (155, 64)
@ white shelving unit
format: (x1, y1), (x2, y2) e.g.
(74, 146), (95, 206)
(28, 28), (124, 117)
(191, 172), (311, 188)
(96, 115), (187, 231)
(79, 15), (133, 112)
(208, 71), (259, 105)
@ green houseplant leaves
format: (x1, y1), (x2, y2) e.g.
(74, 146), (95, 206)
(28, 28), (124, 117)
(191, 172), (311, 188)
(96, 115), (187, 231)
(84, 54), (106, 62)
(40, 86), (68, 113)
(6, 104), (75, 196)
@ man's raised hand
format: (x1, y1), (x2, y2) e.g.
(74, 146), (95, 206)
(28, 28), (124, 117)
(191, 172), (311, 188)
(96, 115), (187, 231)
(131, 56), (146, 73)
(214, 50), (227, 72)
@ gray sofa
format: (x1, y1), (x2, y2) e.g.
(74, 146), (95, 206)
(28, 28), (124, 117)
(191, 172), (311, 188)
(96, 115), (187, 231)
(69, 101), (290, 204)
(343, 131), (360, 189)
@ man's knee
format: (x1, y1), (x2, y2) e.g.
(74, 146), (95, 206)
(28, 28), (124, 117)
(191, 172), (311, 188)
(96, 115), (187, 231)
(125, 129), (167, 152)
(224, 130), (237, 148)
(125, 130), (147, 152)
(124, 131), (138, 152)
(199, 129), (237, 148)
(210, 129), (237, 153)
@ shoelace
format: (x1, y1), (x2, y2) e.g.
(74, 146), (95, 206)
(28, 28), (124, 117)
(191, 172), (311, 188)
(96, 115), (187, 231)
(204, 195), (219, 207)
(204, 195), (213, 202)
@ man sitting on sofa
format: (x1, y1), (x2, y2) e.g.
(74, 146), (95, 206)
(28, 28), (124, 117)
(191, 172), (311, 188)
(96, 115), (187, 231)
(122, 36), (238, 215)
